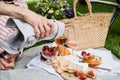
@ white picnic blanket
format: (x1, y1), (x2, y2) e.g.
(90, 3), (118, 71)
(0, 44), (61, 80)
(0, 43), (120, 80)
(26, 42), (120, 80)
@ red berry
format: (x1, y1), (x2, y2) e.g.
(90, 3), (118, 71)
(88, 71), (95, 77)
(87, 53), (90, 56)
(49, 48), (52, 52)
(51, 51), (56, 55)
(43, 50), (49, 55)
(47, 52), (52, 56)
(74, 71), (80, 77)
(80, 74), (86, 80)
(81, 51), (87, 56)
(50, 47), (58, 52)
(43, 46), (49, 51)
(52, 47), (58, 50)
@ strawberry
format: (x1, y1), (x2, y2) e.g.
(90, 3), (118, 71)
(52, 47), (58, 52)
(80, 74), (86, 80)
(87, 53), (91, 56)
(50, 47), (58, 52)
(88, 71), (95, 77)
(43, 50), (49, 55)
(74, 71), (80, 77)
(51, 51), (56, 55)
(47, 52), (53, 56)
(81, 51), (87, 56)
(43, 46), (49, 51)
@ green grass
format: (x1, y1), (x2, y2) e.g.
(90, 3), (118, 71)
(27, 1), (38, 12)
(26, 0), (120, 59)
(105, 14), (120, 59)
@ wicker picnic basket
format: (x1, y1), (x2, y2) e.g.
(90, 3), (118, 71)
(60, 0), (112, 50)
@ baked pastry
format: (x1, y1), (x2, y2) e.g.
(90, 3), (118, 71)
(81, 51), (102, 67)
(54, 36), (70, 56)
(58, 45), (70, 56)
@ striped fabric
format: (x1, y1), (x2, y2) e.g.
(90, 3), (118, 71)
(0, 0), (28, 53)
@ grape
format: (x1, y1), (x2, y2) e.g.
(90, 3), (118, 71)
(43, 46), (49, 51)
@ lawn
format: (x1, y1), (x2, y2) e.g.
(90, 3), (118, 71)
(26, 0), (120, 59)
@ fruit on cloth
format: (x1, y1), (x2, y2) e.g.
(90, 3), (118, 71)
(81, 51), (102, 67)
(74, 71), (80, 77)
(81, 51), (87, 57)
(80, 73), (87, 80)
(43, 46), (50, 51)
(58, 45), (70, 56)
(87, 70), (95, 78)
(73, 70), (95, 79)
(42, 46), (58, 57)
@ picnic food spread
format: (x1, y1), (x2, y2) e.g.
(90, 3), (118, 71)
(39, 36), (102, 80)
(81, 51), (102, 67)
(51, 56), (95, 80)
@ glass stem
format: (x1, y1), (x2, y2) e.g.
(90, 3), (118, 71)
(72, 48), (74, 55)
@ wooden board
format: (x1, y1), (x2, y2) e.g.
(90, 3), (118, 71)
(55, 67), (96, 80)
(60, 72), (93, 80)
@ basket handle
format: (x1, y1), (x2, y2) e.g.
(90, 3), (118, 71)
(73, 0), (93, 18)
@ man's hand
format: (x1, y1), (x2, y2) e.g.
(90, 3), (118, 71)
(23, 11), (55, 39)
(0, 53), (19, 70)
(0, 2), (55, 39)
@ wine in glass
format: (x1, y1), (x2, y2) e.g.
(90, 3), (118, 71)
(54, 36), (67, 46)
(66, 40), (78, 55)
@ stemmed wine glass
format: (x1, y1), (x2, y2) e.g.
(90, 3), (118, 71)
(66, 40), (78, 55)
(54, 36), (78, 55)
(54, 36), (68, 46)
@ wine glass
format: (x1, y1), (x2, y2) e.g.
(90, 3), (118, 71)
(66, 40), (78, 55)
(54, 36), (68, 46)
